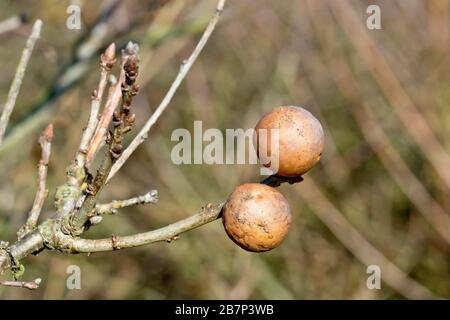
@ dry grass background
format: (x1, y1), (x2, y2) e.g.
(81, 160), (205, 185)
(0, 0), (449, 299)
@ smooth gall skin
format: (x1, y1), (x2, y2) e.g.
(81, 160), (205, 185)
(222, 183), (291, 252)
(255, 106), (324, 177)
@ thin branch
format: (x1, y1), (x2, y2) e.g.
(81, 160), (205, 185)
(0, 278), (41, 290)
(72, 202), (224, 252)
(67, 44), (140, 233)
(69, 174), (300, 253)
(0, 19), (42, 145)
(17, 124), (53, 239)
(0, 174), (299, 276)
(85, 61), (125, 165)
(106, 0), (227, 182)
(76, 43), (117, 168)
(93, 190), (159, 215)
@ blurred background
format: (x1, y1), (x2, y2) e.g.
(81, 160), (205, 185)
(0, 0), (449, 299)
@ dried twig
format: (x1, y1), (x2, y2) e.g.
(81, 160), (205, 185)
(72, 202), (224, 252)
(0, 174), (296, 276)
(94, 190), (159, 215)
(85, 60), (126, 165)
(107, 0), (227, 182)
(0, 19), (42, 145)
(0, 1), (229, 287)
(66, 43), (140, 234)
(68, 175), (300, 253)
(76, 43), (117, 169)
(17, 124), (53, 239)
(0, 278), (41, 290)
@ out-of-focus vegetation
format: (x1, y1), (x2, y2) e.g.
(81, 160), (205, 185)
(0, 0), (449, 299)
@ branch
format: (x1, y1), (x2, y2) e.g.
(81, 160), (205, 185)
(72, 202), (224, 252)
(106, 0), (227, 182)
(66, 43), (140, 234)
(0, 278), (41, 290)
(85, 56), (126, 165)
(70, 174), (301, 253)
(0, 174), (301, 276)
(0, 19), (42, 145)
(93, 190), (159, 215)
(17, 124), (53, 239)
(75, 43), (117, 169)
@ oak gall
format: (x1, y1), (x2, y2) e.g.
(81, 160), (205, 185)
(222, 183), (291, 252)
(255, 105), (324, 177)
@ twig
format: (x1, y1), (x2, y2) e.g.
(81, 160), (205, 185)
(93, 190), (159, 215)
(0, 0), (168, 159)
(0, 174), (299, 275)
(17, 124), (53, 239)
(67, 44), (140, 234)
(76, 43), (116, 168)
(71, 202), (224, 252)
(0, 19), (42, 145)
(107, 0), (227, 182)
(0, 278), (41, 290)
(84, 43), (137, 165)
(69, 174), (300, 253)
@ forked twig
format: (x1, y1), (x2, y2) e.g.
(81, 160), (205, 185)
(93, 190), (159, 215)
(107, 0), (227, 182)
(0, 278), (41, 290)
(17, 124), (53, 239)
(76, 43), (117, 168)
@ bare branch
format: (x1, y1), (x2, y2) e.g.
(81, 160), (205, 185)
(0, 19), (42, 145)
(70, 174), (301, 253)
(72, 202), (224, 253)
(85, 64), (125, 165)
(107, 0), (227, 182)
(76, 43), (117, 168)
(66, 44), (141, 234)
(0, 174), (300, 276)
(17, 124), (53, 239)
(93, 190), (159, 215)
(0, 278), (41, 290)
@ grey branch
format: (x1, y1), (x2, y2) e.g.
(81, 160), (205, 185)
(0, 19), (42, 145)
(0, 175), (299, 276)
(94, 190), (159, 215)
(76, 43), (117, 169)
(85, 51), (127, 165)
(17, 124), (53, 239)
(0, 278), (41, 290)
(70, 175), (301, 253)
(107, 0), (227, 182)
(72, 202), (224, 252)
